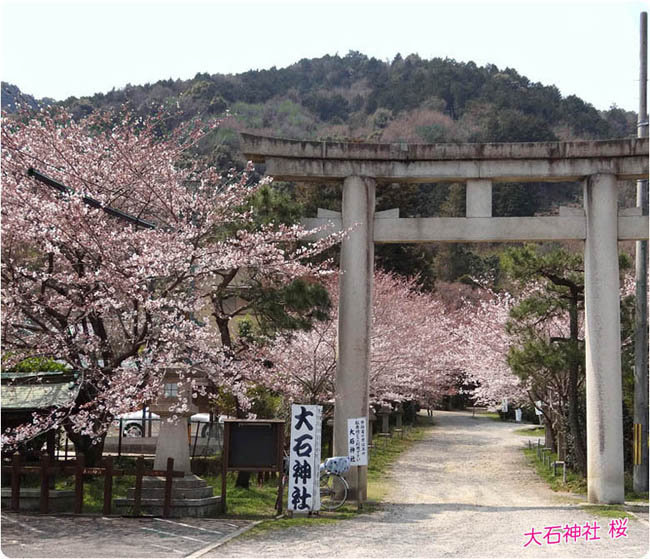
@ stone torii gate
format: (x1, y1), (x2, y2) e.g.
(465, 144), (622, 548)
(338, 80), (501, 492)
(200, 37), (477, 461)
(241, 133), (649, 505)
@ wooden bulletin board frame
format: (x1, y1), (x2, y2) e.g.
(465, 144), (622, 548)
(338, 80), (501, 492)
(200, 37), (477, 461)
(220, 419), (285, 514)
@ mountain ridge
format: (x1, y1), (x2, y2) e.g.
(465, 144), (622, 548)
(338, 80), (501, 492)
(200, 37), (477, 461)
(2, 51), (637, 144)
(1, 51), (640, 287)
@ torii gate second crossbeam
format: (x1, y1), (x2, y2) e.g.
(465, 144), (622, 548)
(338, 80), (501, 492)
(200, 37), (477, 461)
(242, 133), (649, 505)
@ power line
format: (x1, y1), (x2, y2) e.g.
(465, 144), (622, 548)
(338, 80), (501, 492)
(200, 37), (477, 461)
(27, 167), (157, 230)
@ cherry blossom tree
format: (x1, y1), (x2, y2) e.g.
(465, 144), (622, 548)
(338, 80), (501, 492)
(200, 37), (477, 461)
(369, 271), (459, 407)
(452, 286), (529, 410)
(250, 271), (460, 410)
(249, 316), (337, 406)
(1, 107), (341, 462)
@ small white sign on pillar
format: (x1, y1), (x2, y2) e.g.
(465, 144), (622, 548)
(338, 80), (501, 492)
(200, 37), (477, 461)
(501, 398), (509, 413)
(515, 408), (522, 422)
(347, 417), (368, 466)
(287, 404), (322, 512)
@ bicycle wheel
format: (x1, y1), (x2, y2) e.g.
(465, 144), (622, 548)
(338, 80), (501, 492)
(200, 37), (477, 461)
(319, 472), (348, 510)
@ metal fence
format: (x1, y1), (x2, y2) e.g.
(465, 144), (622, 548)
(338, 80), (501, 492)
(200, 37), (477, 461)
(55, 418), (224, 459)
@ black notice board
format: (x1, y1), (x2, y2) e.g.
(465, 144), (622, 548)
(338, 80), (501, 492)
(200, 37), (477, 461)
(223, 419), (285, 471)
(228, 422), (278, 468)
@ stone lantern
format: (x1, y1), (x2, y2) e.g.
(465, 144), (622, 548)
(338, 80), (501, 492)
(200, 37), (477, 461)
(115, 372), (220, 517)
(150, 372), (197, 475)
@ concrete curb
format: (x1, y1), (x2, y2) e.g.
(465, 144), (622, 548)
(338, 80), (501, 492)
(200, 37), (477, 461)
(623, 502), (649, 514)
(185, 520), (263, 558)
(626, 510), (649, 525)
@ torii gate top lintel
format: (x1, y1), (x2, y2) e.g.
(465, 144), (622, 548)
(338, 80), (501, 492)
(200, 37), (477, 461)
(241, 133), (649, 183)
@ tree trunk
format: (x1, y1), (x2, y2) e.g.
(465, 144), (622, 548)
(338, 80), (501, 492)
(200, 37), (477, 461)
(214, 311), (252, 490)
(567, 292), (587, 475)
(234, 401), (251, 489)
(63, 384), (107, 467)
(65, 430), (106, 467)
(544, 414), (556, 453)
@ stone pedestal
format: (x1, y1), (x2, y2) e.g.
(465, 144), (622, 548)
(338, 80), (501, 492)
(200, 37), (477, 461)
(1, 488), (74, 512)
(378, 407), (391, 434)
(115, 474), (220, 518)
(367, 409), (377, 447)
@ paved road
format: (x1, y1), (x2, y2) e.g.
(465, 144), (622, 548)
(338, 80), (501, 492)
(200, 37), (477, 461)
(213, 410), (649, 558)
(0, 514), (252, 558)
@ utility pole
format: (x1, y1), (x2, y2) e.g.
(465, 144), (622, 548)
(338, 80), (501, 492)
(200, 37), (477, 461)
(633, 10), (649, 494)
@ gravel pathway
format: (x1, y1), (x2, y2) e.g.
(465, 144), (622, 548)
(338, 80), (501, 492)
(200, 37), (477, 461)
(212, 410), (649, 558)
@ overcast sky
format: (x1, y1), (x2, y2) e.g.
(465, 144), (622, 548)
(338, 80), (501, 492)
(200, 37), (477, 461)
(1, 0), (646, 112)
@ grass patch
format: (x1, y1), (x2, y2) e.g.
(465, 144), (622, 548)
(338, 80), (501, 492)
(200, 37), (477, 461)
(523, 447), (647, 510)
(522, 447), (587, 495)
(473, 411), (501, 421)
(245, 515), (336, 535)
(82, 475), (134, 512)
(515, 446), (650, 504)
(624, 493), (649, 503)
(514, 427), (545, 437)
(200, 472), (281, 518)
(52, 474), (136, 513)
(580, 505), (631, 519)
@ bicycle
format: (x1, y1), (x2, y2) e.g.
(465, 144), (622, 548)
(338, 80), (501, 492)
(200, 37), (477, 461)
(319, 456), (350, 510)
(282, 455), (350, 511)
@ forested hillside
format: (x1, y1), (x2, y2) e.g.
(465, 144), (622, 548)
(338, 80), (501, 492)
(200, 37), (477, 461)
(3, 51), (637, 154)
(1, 51), (640, 286)
(1, 82), (50, 113)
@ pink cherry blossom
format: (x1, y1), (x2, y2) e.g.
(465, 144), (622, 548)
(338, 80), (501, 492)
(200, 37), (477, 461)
(1, 106), (342, 449)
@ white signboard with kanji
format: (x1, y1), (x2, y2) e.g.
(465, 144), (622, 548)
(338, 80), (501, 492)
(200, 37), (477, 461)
(287, 404), (322, 512)
(347, 417), (368, 466)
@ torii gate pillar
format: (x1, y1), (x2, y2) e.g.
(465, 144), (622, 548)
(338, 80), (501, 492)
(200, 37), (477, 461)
(334, 175), (375, 500)
(583, 173), (625, 503)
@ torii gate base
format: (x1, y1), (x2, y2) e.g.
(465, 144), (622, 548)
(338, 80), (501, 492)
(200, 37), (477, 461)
(242, 134), (649, 504)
